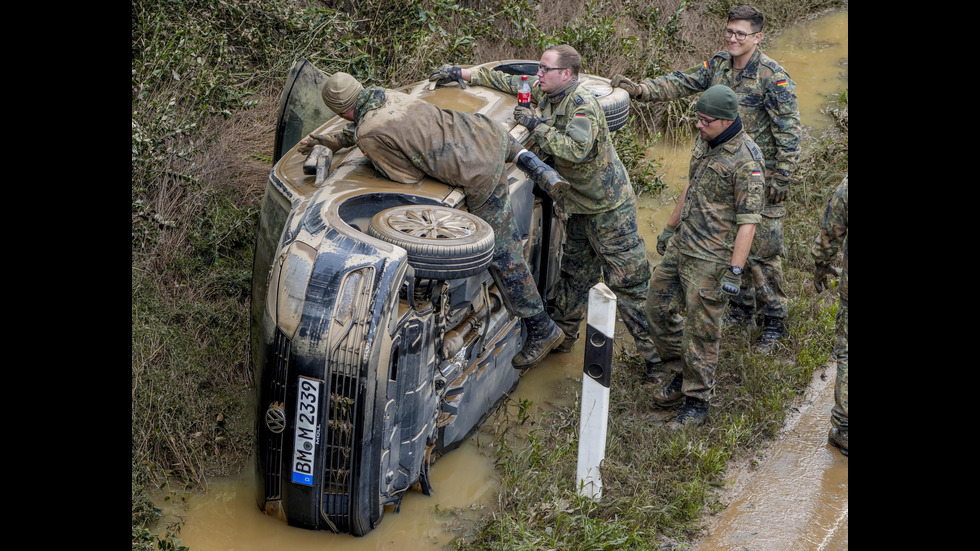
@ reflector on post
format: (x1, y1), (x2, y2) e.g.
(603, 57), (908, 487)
(577, 283), (615, 500)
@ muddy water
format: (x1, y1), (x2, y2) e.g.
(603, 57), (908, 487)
(154, 10), (847, 549)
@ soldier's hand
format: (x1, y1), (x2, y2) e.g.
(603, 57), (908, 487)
(720, 269), (741, 297)
(813, 262), (841, 293)
(656, 224), (676, 255)
(514, 106), (545, 131)
(610, 74), (641, 99)
(767, 172), (792, 204)
(298, 133), (343, 154)
(428, 65), (466, 88)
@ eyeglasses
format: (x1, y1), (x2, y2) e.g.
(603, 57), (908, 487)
(537, 65), (567, 74)
(696, 115), (719, 126)
(723, 28), (760, 41)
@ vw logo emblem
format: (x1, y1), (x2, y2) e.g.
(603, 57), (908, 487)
(265, 404), (286, 433)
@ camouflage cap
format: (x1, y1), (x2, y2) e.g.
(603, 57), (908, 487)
(696, 85), (738, 120)
(322, 72), (363, 115)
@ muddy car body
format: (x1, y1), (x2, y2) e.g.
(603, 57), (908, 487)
(249, 59), (628, 535)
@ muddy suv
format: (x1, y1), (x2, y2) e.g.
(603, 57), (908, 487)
(249, 59), (628, 536)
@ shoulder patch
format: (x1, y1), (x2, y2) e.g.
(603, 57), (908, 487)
(573, 94), (584, 106)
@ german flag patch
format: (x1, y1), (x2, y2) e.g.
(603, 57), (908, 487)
(703, 60), (709, 70)
(751, 170), (762, 177)
(776, 79), (787, 86)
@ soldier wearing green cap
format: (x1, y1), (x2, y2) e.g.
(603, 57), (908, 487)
(611, 4), (801, 354)
(429, 45), (666, 385)
(298, 72), (572, 369)
(645, 84), (766, 428)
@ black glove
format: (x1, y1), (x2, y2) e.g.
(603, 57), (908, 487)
(813, 262), (841, 293)
(514, 105), (545, 131)
(721, 268), (742, 297)
(656, 224), (676, 255)
(610, 74), (642, 99)
(768, 171), (792, 204)
(428, 65), (466, 88)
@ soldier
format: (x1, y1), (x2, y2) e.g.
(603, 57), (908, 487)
(645, 85), (765, 428)
(297, 72), (568, 369)
(430, 45), (665, 384)
(611, 5), (802, 353)
(811, 175), (847, 456)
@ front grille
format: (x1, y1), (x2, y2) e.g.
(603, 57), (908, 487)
(264, 328), (291, 500)
(321, 267), (375, 532)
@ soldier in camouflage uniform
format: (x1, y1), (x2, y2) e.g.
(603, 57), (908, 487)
(645, 85), (765, 428)
(430, 45), (664, 383)
(612, 5), (801, 353)
(810, 175), (847, 456)
(298, 72), (569, 369)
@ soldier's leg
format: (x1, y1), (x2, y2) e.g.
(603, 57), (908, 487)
(828, 298), (848, 455)
(645, 246), (685, 363)
(470, 175), (564, 368)
(752, 213), (789, 352)
(550, 213), (602, 348)
(587, 200), (662, 368)
(831, 299), (848, 429)
(469, 175), (544, 318)
(679, 259), (726, 403)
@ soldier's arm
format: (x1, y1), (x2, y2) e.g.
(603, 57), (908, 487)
(764, 71), (802, 175)
(469, 67), (540, 98)
(637, 58), (716, 102)
(810, 178), (848, 263)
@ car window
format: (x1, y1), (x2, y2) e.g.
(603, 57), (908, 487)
(273, 58), (334, 162)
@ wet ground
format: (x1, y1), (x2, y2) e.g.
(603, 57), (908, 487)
(692, 363), (848, 551)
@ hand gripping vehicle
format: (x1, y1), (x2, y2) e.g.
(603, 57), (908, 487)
(250, 59), (628, 535)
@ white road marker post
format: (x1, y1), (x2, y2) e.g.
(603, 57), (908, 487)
(576, 283), (615, 500)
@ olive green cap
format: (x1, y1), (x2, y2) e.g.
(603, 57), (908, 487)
(696, 85), (739, 120)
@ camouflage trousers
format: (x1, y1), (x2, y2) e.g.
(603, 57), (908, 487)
(469, 173), (544, 319)
(730, 208), (788, 319)
(831, 298), (848, 430)
(550, 199), (660, 364)
(645, 248), (729, 402)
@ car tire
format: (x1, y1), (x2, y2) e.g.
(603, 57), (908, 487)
(368, 205), (495, 280)
(579, 75), (631, 132)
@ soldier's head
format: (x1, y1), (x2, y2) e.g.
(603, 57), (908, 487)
(725, 5), (764, 59)
(537, 45), (580, 93)
(695, 85), (738, 141)
(322, 72), (364, 120)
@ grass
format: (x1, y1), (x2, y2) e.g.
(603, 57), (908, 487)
(131, 0), (847, 548)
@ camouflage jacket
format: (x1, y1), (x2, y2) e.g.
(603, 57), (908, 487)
(335, 86), (510, 208)
(810, 175), (848, 302)
(471, 68), (634, 215)
(675, 126), (765, 265)
(638, 49), (801, 187)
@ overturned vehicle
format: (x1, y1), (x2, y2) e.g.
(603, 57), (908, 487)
(249, 59), (629, 535)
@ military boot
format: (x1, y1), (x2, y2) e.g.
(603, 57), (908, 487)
(667, 396), (709, 429)
(828, 426), (848, 456)
(513, 311), (565, 369)
(754, 316), (788, 354)
(652, 372), (684, 408)
(516, 152), (569, 202)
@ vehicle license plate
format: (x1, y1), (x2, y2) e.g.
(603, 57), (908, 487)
(291, 377), (321, 486)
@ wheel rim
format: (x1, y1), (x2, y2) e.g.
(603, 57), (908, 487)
(386, 208), (478, 240)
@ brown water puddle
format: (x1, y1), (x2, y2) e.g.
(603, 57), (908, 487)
(154, 10), (847, 550)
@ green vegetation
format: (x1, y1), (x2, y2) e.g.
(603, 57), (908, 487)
(132, 0), (847, 548)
